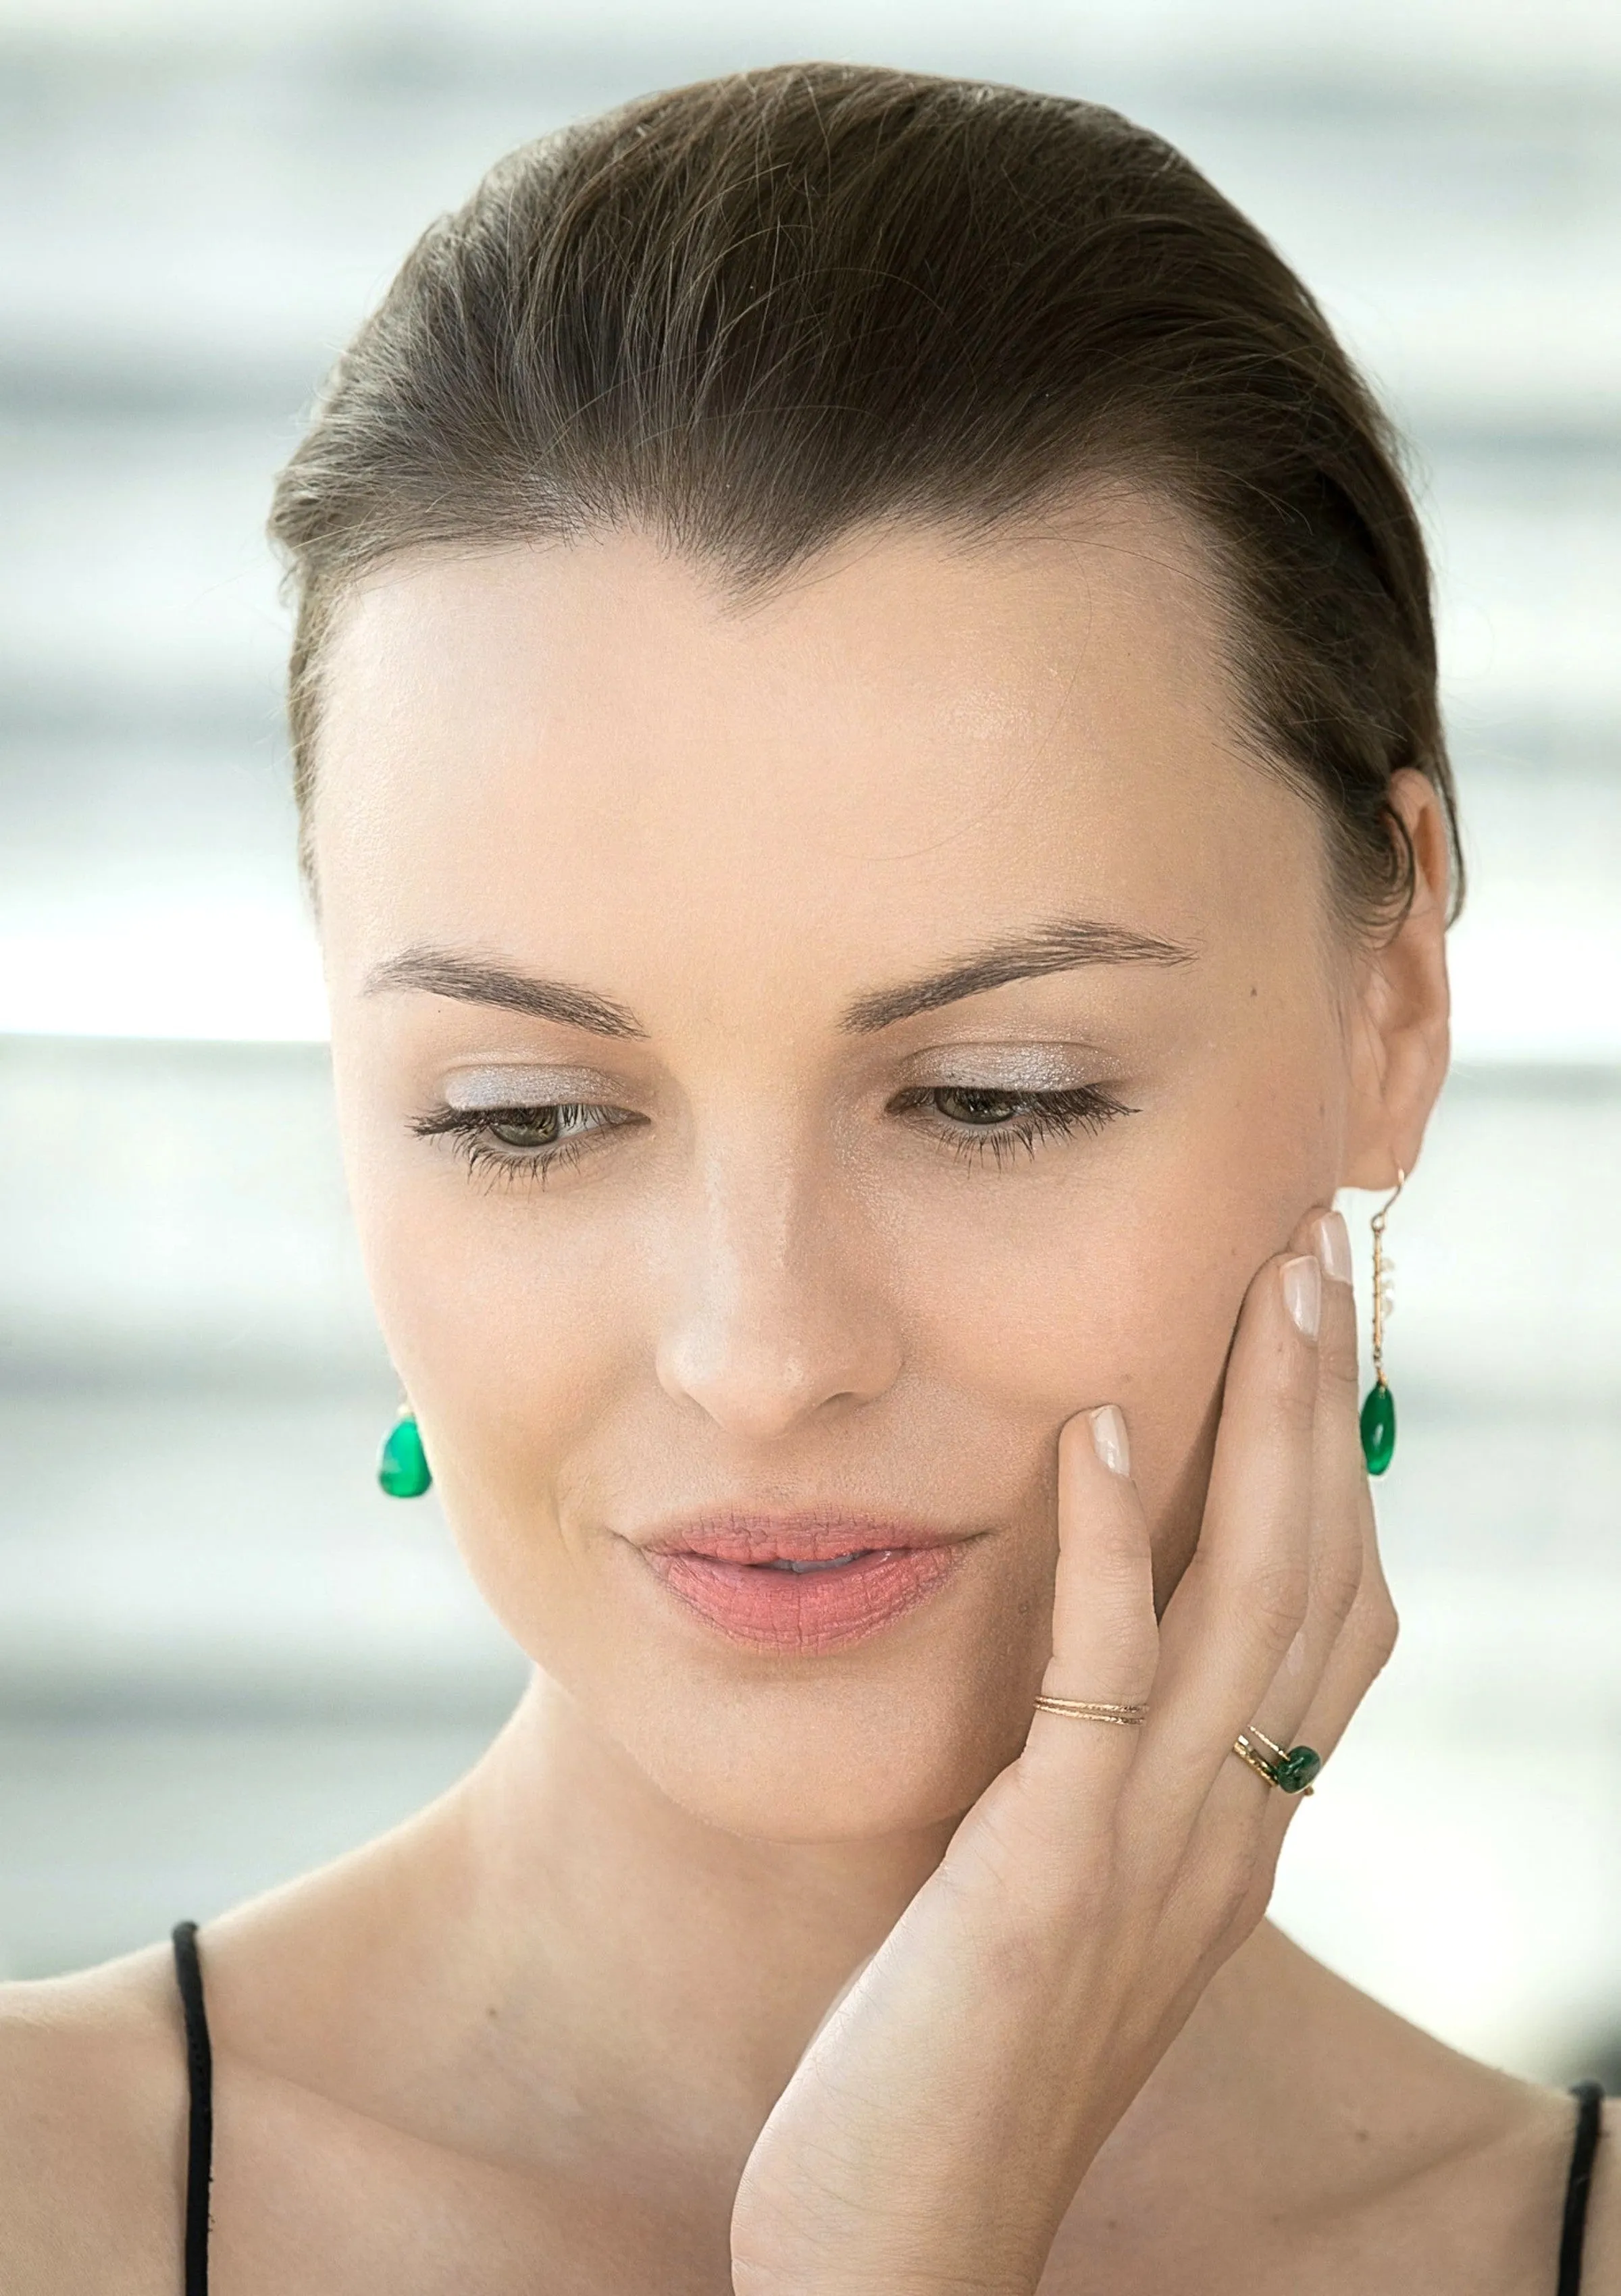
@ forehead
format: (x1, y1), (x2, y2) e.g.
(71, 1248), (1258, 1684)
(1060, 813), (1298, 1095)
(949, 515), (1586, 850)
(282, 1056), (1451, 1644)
(310, 500), (1321, 993)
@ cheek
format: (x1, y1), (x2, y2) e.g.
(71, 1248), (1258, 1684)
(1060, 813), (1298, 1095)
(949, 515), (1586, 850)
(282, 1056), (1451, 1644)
(325, 1039), (618, 1517)
(346, 1155), (642, 1686)
(895, 1191), (1229, 1540)
(890, 1068), (1333, 1563)
(350, 1157), (632, 1491)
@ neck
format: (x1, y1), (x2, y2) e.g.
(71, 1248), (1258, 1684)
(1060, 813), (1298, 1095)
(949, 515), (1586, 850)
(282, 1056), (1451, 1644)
(448, 1671), (955, 2152)
(435, 1671), (1324, 2206)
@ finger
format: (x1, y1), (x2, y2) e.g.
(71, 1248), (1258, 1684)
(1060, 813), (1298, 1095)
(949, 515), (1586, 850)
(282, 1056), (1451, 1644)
(1289, 1523), (1399, 1763)
(1020, 1404), (1158, 1796)
(1209, 1536), (1399, 1916)
(1272, 1375), (1400, 1780)
(1241, 1207), (1368, 1756)
(1134, 1243), (1321, 1813)
(1195, 1208), (1371, 1844)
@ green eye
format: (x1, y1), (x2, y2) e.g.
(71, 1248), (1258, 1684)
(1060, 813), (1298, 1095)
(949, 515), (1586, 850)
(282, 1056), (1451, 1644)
(486, 1107), (564, 1149)
(932, 1088), (1022, 1126)
(413, 1096), (642, 1180)
(890, 1079), (1135, 1169)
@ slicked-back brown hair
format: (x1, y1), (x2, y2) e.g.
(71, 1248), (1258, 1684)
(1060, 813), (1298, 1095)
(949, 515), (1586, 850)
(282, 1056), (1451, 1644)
(269, 61), (1460, 924)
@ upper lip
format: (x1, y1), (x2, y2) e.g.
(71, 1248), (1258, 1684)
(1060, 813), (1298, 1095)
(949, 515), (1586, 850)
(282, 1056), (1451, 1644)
(633, 1511), (978, 1565)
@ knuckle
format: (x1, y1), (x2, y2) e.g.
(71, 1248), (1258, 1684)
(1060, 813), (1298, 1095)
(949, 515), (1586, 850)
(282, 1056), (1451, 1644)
(1316, 1542), (1366, 1631)
(1220, 1859), (1275, 1952)
(1096, 1609), (1160, 1681)
(1241, 1558), (1311, 1652)
(1220, 1830), (1264, 1921)
(1363, 1586), (1400, 1673)
(1335, 1582), (1399, 1686)
(1192, 1829), (1275, 1952)
(1272, 1363), (1318, 1440)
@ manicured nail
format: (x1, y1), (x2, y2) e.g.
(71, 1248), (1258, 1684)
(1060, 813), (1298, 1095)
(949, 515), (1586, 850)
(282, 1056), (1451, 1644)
(1090, 1404), (1131, 1477)
(1315, 1210), (1352, 1284)
(1283, 1255), (1321, 1341)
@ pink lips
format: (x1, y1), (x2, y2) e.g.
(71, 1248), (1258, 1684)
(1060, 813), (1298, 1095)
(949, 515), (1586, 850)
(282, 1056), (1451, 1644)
(636, 1516), (972, 1653)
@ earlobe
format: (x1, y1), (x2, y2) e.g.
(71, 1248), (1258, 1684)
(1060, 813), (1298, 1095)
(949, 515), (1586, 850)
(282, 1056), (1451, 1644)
(1341, 770), (1453, 1191)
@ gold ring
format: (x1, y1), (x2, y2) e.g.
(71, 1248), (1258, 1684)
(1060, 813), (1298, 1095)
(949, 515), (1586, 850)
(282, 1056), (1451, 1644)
(1033, 1696), (1149, 1727)
(1231, 1729), (1320, 1796)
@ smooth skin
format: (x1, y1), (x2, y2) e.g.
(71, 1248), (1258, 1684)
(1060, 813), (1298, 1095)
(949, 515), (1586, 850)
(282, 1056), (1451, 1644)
(0, 493), (1612, 2293)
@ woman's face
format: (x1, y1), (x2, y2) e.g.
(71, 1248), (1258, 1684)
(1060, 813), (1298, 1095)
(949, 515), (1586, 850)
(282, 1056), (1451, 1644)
(311, 495), (1410, 1842)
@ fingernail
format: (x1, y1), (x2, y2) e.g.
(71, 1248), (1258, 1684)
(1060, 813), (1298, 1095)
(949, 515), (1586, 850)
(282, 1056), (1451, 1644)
(1315, 1210), (1352, 1284)
(1283, 1255), (1321, 1341)
(1090, 1404), (1131, 1477)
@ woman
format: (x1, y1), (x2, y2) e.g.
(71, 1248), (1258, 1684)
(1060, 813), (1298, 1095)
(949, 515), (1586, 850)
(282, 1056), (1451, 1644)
(0, 63), (1610, 2295)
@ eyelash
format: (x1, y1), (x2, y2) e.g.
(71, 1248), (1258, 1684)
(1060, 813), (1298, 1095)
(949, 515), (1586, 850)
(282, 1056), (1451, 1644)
(892, 1083), (1133, 1168)
(412, 1101), (639, 1188)
(413, 1084), (1133, 1186)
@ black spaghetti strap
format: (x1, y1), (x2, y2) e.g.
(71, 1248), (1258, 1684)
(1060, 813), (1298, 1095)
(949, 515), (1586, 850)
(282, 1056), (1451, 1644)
(170, 1923), (213, 2296)
(1558, 2081), (1605, 2296)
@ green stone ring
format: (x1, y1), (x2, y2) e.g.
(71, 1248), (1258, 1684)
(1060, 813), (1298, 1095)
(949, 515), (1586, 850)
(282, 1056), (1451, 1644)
(1231, 1728), (1322, 1797)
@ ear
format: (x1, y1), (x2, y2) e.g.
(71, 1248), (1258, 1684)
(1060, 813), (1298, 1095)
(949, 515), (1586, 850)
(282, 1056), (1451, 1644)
(1342, 768), (1453, 1190)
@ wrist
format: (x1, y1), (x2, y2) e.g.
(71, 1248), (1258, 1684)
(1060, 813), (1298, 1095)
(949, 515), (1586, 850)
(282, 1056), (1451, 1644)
(733, 2218), (1046, 2296)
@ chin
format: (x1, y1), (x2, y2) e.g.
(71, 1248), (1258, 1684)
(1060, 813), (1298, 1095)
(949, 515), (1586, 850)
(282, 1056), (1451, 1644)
(598, 1609), (1040, 1844)
(623, 1704), (1018, 1844)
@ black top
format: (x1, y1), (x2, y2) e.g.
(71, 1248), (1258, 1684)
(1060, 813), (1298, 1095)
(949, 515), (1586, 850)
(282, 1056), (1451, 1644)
(170, 1922), (1606, 2296)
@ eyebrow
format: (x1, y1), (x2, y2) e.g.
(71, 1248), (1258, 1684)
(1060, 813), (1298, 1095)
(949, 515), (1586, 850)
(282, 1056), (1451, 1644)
(365, 916), (1194, 1040)
(838, 917), (1194, 1033)
(364, 949), (648, 1037)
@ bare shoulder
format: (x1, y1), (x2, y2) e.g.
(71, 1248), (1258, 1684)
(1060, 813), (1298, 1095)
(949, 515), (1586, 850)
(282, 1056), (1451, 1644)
(1455, 2076), (1621, 2296)
(0, 1947), (184, 2295)
(1293, 1985), (1616, 2296)
(1102, 1930), (1621, 2296)
(1270, 1938), (1612, 2295)
(1409, 2070), (1609, 2293)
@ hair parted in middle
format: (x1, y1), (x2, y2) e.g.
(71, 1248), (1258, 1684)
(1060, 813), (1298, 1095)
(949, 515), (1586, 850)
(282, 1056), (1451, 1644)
(270, 61), (1460, 928)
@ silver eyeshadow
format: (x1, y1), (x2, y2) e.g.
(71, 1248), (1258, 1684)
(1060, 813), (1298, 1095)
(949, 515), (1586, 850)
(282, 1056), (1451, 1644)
(898, 1042), (1109, 1091)
(440, 1064), (631, 1111)
(440, 1043), (1110, 1112)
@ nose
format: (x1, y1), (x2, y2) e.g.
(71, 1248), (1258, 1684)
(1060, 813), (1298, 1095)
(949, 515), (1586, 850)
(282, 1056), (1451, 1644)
(654, 1140), (904, 1441)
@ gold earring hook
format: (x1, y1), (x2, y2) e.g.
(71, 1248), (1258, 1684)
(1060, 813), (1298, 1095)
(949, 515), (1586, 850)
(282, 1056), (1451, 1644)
(1370, 1166), (1406, 1238)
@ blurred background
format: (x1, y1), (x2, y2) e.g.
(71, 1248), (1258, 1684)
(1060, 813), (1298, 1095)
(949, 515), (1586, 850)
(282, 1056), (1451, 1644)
(1, 0), (1617, 2086)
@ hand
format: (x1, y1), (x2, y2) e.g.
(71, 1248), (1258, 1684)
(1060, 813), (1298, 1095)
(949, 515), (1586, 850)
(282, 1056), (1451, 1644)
(729, 1207), (1398, 2296)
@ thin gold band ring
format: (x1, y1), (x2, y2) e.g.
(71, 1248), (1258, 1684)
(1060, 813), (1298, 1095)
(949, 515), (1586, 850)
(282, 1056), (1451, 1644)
(1032, 1696), (1150, 1727)
(1230, 1735), (1285, 1786)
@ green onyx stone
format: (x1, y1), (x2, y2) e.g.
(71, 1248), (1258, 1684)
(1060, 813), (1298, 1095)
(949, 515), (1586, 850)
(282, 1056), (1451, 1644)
(378, 1413), (432, 1499)
(1275, 1746), (1322, 1795)
(1360, 1379), (1396, 1476)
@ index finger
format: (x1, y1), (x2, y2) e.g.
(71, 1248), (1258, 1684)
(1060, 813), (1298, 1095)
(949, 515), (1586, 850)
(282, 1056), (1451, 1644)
(1019, 1405), (1158, 1799)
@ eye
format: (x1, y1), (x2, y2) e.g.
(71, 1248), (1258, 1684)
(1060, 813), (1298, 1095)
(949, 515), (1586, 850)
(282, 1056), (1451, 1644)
(893, 1081), (1134, 1168)
(931, 1088), (1029, 1126)
(412, 1099), (641, 1182)
(486, 1107), (568, 1149)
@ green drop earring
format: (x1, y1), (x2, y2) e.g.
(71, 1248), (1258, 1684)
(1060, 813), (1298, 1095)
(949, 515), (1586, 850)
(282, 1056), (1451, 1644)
(378, 1403), (432, 1498)
(1358, 1169), (1404, 1476)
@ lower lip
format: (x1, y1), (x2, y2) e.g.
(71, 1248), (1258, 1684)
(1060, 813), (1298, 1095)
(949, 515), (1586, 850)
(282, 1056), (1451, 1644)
(641, 1544), (966, 1653)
